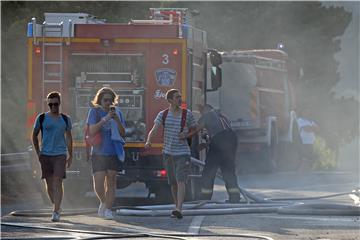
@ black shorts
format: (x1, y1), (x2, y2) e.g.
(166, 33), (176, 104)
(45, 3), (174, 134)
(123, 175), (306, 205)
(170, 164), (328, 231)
(39, 154), (66, 179)
(91, 154), (119, 174)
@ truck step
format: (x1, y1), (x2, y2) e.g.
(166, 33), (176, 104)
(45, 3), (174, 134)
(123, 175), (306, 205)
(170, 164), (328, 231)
(44, 61), (62, 65)
(44, 42), (62, 46)
(46, 72), (62, 77)
(44, 80), (62, 83)
(45, 72), (61, 77)
(188, 174), (202, 178)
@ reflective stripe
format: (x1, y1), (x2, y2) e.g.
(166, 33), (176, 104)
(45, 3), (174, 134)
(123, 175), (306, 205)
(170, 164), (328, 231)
(228, 188), (240, 193)
(201, 188), (213, 194)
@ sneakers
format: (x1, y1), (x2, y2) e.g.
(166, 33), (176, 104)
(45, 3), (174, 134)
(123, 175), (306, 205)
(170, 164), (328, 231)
(51, 211), (60, 222)
(98, 202), (106, 217)
(104, 209), (114, 220)
(171, 210), (183, 219)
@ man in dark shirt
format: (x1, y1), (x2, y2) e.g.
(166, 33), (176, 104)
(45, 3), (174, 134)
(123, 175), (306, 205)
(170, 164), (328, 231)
(187, 104), (241, 203)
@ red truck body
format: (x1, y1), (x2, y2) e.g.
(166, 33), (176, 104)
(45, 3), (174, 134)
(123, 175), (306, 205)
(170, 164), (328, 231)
(27, 9), (214, 201)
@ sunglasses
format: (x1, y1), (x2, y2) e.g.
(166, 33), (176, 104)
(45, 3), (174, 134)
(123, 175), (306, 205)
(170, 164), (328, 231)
(48, 103), (60, 107)
(102, 98), (114, 103)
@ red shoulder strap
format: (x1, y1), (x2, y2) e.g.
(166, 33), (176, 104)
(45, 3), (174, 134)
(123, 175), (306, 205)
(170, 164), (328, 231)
(162, 108), (169, 126)
(162, 108), (187, 132)
(180, 109), (187, 132)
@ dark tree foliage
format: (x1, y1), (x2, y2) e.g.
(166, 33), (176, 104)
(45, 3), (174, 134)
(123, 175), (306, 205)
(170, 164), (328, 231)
(1, 1), (357, 155)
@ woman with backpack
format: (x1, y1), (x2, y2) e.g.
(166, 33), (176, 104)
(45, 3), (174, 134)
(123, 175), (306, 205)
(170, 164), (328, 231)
(86, 87), (126, 219)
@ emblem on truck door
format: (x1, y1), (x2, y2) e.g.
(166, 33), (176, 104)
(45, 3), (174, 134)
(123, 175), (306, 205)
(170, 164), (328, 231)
(155, 68), (177, 86)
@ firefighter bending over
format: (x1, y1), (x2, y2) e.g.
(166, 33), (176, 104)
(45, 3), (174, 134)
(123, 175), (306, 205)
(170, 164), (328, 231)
(189, 104), (241, 203)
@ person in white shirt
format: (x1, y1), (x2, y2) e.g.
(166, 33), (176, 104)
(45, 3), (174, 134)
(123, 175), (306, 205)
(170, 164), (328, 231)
(296, 110), (319, 170)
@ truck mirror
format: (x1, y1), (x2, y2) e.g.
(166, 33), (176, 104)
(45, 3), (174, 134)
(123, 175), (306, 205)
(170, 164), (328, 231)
(211, 66), (222, 90)
(209, 51), (222, 66)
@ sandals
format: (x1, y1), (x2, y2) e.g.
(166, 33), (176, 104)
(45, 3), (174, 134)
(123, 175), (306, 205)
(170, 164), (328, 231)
(171, 210), (183, 219)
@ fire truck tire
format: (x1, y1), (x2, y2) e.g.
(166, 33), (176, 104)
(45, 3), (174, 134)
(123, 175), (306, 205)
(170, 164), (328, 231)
(185, 177), (201, 201)
(117, 180), (132, 189)
(152, 183), (172, 204)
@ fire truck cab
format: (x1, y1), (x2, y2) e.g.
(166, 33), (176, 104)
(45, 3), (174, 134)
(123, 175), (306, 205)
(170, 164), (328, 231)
(27, 9), (221, 202)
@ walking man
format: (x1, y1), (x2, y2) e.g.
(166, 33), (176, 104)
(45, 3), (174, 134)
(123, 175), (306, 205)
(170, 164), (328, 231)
(189, 104), (241, 203)
(145, 89), (196, 219)
(32, 91), (73, 222)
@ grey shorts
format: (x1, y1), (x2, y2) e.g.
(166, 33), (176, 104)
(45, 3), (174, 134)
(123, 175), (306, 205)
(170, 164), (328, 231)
(163, 154), (191, 185)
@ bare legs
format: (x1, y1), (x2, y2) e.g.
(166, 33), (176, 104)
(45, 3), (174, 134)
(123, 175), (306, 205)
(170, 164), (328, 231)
(171, 181), (186, 212)
(93, 170), (117, 209)
(45, 177), (63, 212)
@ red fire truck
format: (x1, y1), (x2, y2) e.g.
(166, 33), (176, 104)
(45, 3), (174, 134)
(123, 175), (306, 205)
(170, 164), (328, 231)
(207, 49), (300, 172)
(26, 9), (222, 202)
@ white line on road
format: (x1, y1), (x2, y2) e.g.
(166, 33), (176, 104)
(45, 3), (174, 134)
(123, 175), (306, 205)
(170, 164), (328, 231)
(187, 215), (205, 234)
(256, 214), (359, 222)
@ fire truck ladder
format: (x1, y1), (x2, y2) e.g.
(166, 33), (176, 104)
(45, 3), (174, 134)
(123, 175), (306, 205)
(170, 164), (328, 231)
(41, 21), (64, 112)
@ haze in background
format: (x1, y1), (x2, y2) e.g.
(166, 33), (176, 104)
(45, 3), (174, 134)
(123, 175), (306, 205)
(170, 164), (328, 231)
(323, 1), (359, 171)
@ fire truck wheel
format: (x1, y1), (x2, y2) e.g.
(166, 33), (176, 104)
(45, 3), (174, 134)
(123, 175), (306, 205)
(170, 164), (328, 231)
(152, 184), (172, 204)
(117, 180), (131, 189)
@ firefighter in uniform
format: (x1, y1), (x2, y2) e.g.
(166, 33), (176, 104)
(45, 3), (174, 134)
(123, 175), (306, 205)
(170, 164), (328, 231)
(188, 104), (241, 203)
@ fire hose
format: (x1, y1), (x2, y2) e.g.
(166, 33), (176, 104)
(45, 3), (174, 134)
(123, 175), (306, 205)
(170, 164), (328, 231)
(8, 157), (360, 217)
(4, 156), (359, 240)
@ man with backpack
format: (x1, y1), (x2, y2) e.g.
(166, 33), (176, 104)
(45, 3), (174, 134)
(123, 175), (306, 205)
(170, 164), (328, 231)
(32, 91), (73, 222)
(188, 104), (241, 203)
(145, 89), (196, 219)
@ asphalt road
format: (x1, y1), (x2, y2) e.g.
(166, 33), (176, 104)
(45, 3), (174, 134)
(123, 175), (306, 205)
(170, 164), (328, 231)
(1, 170), (359, 240)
